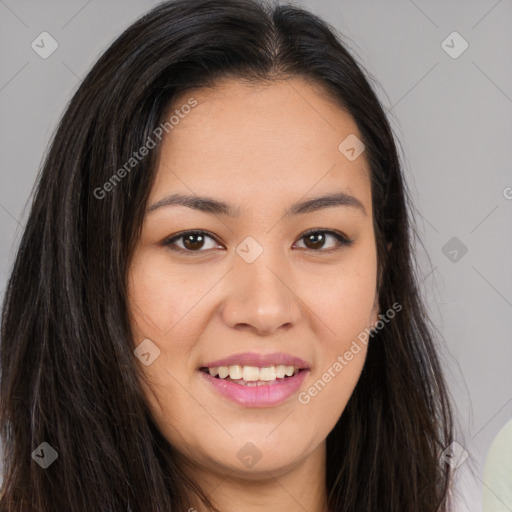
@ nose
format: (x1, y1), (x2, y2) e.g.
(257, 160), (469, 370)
(220, 251), (302, 336)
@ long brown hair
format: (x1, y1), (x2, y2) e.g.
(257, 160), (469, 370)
(0, 0), (454, 510)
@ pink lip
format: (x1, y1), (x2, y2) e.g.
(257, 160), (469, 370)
(199, 368), (309, 407)
(200, 352), (310, 369)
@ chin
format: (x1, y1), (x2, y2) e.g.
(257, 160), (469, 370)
(185, 429), (322, 480)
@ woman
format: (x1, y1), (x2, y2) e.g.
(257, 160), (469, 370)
(0, 0), (456, 510)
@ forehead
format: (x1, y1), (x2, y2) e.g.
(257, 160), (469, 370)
(150, 77), (371, 215)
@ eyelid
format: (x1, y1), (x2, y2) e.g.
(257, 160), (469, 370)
(162, 228), (354, 254)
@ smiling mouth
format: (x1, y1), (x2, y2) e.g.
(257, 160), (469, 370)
(199, 365), (304, 386)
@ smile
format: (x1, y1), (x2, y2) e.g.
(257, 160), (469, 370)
(198, 352), (310, 407)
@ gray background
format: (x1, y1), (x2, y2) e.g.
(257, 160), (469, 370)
(1, 1), (511, 510)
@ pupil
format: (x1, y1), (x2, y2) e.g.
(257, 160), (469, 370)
(305, 233), (324, 250)
(184, 233), (204, 250)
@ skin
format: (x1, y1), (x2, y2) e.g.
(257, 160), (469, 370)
(127, 76), (380, 512)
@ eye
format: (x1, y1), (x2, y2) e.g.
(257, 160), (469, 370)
(162, 228), (354, 254)
(162, 230), (222, 253)
(294, 229), (354, 252)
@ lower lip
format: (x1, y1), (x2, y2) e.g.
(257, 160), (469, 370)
(199, 369), (309, 407)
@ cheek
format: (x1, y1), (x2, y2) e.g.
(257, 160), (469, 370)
(323, 272), (376, 341)
(126, 251), (202, 405)
(295, 249), (376, 423)
(296, 277), (372, 439)
(127, 249), (205, 340)
(303, 250), (378, 347)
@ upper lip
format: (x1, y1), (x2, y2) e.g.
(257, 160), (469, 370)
(200, 352), (310, 370)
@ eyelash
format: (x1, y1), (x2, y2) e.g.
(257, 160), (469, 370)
(162, 228), (354, 255)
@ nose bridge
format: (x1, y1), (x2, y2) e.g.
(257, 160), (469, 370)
(221, 236), (301, 334)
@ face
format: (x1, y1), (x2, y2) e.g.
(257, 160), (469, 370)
(127, 77), (379, 481)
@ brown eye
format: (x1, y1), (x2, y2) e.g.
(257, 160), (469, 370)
(182, 232), (206, 250)
(295, 229), (353, 252)
(163, 230), (221, 253)
(303, 232), (327, 250)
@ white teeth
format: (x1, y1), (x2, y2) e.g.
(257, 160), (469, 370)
(242, 366), (260, 381)
(218, 366), (229, 379)
(284, 366), (294, 377)
(206, 364), (301, 382)
(275, 365), (286, 378)
(259, 366), (277, 381)
(228, 365), (242, 380)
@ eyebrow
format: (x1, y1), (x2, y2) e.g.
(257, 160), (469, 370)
(146, 191), (367, 217)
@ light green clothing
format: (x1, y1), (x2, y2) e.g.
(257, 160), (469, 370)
(483, 419), (512, 512)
